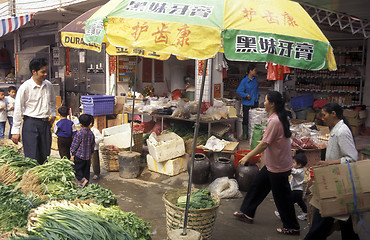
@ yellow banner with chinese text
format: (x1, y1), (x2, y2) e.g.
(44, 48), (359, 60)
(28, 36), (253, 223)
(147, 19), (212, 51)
(106, 17), (221, 60)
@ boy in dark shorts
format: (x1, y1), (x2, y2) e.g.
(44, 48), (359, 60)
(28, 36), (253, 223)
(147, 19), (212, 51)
(70, 114), (95, 188)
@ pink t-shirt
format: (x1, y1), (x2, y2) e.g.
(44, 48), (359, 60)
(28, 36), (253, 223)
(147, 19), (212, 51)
(262, 113), (293, 173)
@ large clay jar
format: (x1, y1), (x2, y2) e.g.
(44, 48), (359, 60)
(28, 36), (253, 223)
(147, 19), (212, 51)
(210, 157), (235, 181)
(235, 164), (259, 192)
(188, 153), (210, 184)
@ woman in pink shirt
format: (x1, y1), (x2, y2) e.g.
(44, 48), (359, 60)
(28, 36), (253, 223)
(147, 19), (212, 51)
(233, 91), (300, 235)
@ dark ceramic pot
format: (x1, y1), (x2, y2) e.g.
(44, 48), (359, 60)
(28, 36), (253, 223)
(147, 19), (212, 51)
(235, 164), (259, 192)
(210, 157), (234, 181)
(187, 153), (210, 184)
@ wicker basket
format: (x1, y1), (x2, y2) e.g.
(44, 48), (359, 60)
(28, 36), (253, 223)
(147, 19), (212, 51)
(163, 188), (220, 240)
(123, 131), (143, 154)
(100, 145), (120, 172)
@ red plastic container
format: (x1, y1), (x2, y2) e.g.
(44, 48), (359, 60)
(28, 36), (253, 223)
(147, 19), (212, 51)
(234, 150), (262, 168)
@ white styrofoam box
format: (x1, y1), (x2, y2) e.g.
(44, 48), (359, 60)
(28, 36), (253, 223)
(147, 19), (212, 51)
(102, 123), (134, 149)
(147, 154), (189, 176)
(147, 132), (185, 162)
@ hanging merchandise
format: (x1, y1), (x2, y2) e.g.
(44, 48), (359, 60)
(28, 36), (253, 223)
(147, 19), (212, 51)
(266, 62), (290, 80)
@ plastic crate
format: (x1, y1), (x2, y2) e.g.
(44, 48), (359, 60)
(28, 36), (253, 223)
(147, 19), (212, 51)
(290, 95), (314, 110)
(82, 95), (114, 116)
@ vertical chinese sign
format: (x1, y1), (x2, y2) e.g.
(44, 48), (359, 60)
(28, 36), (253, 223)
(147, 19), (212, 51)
(195, 59), (212, 102)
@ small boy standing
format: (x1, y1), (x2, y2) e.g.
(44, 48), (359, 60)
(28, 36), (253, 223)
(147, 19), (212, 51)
(70, 114), (95, 188)
(89, 116), (103, 180)
(54, 106), (77, 159)
(5, 86), (16, 139)
(275, 149), (308, 221)
(0, 90), (7, 139)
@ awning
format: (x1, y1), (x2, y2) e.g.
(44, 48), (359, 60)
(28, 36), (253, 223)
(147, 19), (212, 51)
(0, 14), (34, 38)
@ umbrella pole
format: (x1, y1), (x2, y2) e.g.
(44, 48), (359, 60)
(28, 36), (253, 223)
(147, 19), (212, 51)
(182, 59), (208, 236)
(129, 56), (138, 152)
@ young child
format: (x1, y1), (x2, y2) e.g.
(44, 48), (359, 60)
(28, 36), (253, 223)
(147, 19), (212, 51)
(70, 114), (95, 188)
(54, 106), (77, 159)
(5, 86), (16, 139)
(0, 90), (6, 139)
(275, 150), (308, 221)
(89, 116), (103, 180)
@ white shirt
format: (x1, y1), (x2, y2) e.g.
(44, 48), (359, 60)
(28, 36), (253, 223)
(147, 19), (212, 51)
(0, 99), (6, 122)
(11, 77), (56, 135)
(290, 167), (305, 191)
(326, 120), (358, 164)
(5, 95), (15, 117)
(91, 127), (103, 151)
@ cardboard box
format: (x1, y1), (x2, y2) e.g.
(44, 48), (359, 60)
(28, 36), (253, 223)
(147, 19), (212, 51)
(107, 114), (123, 128)
(312, 160), (370, 217)
(115, 96), (126, 105)
(306, 111), (316, 122)
(147, 154), (189, 176)
(317, 125), (330, 135)
(113, 104), (124, 114)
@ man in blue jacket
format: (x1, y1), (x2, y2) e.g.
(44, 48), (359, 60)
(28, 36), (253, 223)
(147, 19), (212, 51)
(236, 63), (260, 140)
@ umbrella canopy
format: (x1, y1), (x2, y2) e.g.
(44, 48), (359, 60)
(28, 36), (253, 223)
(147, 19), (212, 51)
(60, 6), (171, 60)
(84, 0), (336, 70)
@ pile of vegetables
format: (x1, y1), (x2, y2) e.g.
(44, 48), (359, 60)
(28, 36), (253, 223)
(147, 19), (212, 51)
(51, 184), (118, 207)
(176, 189), (216, 209)
(0, 146), (152, 239)
(16, 158), (76, 196)
(27, 201), (151, 240)
(0, 184), (43, 233)
(0, 147), (38, 185)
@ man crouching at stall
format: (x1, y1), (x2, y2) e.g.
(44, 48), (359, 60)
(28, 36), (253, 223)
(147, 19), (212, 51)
(11, 58), (56, 165)
(70, 114), (95, 188)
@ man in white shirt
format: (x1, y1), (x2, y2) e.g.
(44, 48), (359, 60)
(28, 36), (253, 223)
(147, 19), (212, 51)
(11, 58), (56, 164)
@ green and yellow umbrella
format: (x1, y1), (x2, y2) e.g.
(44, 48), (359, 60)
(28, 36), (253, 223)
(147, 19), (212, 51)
(84, 0), (336, 70)
(60, 6), (171, 60)
(83, 0), (337, 236)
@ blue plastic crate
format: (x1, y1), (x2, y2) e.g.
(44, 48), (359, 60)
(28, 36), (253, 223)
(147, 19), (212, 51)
(290, 94), (314, 111)
(82, 95), (114, 116)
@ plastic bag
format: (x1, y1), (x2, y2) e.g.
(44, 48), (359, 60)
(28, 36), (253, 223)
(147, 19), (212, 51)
(208, 177), (242, 199)
(250, 123), (266, 150)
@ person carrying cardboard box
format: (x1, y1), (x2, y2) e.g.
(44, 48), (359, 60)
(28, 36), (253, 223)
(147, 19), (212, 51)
(304, 102), (359, 240)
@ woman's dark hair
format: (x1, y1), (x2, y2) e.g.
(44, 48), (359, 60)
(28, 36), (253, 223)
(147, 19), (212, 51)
(293, 149), (308, 167)
(267, 91), (291, 138)
(247, 63), (256, 74)
(29, 58), (48, 74)
(322, 102), (352, 131)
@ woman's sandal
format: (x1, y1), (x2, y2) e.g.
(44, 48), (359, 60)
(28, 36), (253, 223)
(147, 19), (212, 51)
(233, 211), (254, 224)
(276, 228), (300, 235)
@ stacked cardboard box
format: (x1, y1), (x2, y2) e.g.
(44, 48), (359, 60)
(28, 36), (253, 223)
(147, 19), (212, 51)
(311, 160), (370, 217)
(343, 109), (367, 136)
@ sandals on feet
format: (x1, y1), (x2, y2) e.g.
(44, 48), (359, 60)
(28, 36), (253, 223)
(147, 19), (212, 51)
(92, 175), (99, 180)
(233, 211), (254, 224)
(78, 179), (88, 188)
(276, 228), (300, 235)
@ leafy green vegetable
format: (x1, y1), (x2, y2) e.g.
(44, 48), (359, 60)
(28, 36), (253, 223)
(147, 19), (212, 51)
(50, 184), (118, 207)
(28, 201), (137, 240)
(176, 189), (216, 209)
(0, 184), (43, 233)
(95, 205), (151, 240)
